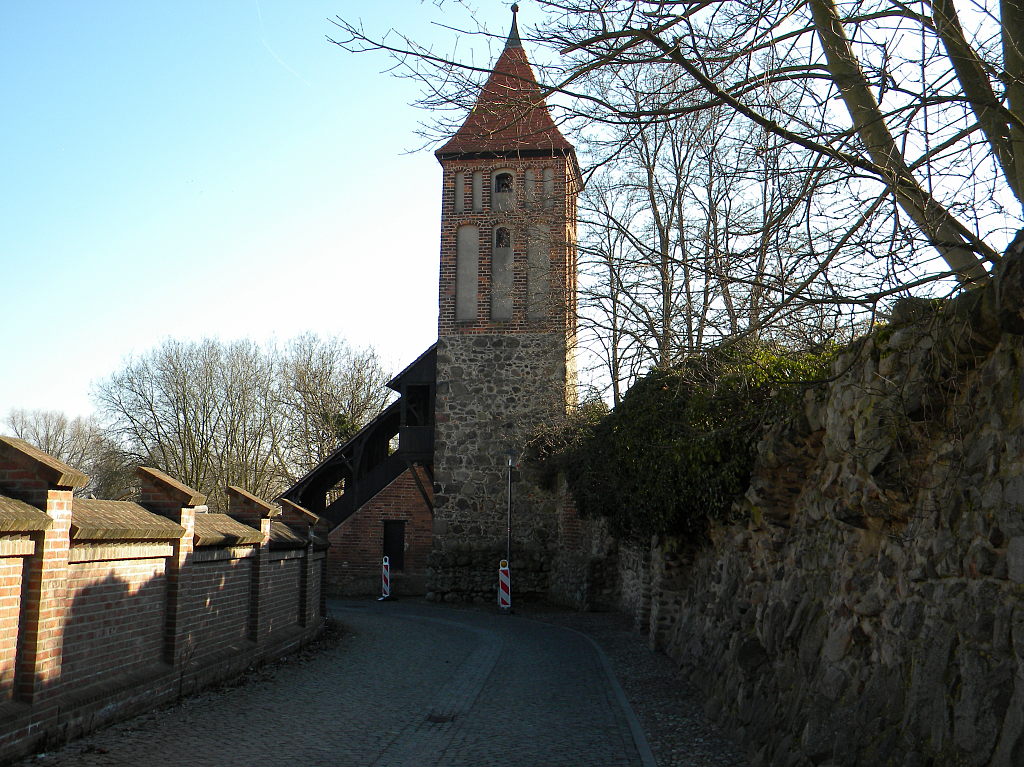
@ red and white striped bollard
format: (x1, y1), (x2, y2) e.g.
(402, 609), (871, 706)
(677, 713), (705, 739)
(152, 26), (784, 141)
(379, 555), (391, 600)
(498, 559), (511, 612)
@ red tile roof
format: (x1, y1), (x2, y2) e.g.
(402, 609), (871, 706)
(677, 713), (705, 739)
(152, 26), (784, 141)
(436, 19), (573, 158)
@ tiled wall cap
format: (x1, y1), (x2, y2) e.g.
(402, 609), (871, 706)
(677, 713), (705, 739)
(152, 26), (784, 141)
(193, 512), (264, 547)
(0, 435), (90, 489)
(226, 484), (279, 517)
(137, 466), (207, 506)
(281, 498), (321, 524)
(71, 499), (185, 540)
(0, 493), (53, 531)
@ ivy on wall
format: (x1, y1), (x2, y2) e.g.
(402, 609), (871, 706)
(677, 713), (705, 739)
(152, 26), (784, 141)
(527, 342), (837, 541)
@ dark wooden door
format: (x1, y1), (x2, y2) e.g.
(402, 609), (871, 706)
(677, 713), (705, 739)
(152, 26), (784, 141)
(383, 520), (405, 571)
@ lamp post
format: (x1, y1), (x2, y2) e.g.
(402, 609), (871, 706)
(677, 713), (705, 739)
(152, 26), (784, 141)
(506, 449), (515, 563)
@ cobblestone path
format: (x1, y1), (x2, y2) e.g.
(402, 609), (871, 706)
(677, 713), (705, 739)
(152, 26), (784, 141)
(19, 600), (656, 767)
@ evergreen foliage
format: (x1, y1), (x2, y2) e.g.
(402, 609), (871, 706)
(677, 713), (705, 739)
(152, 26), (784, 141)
(529, 342), (837, 541)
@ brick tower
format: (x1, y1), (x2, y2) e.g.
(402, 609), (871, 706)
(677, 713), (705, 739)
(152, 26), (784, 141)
(429, 6), (580, 601)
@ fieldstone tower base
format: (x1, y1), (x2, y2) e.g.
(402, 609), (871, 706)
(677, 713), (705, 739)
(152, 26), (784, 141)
(428, 333), (570, 601)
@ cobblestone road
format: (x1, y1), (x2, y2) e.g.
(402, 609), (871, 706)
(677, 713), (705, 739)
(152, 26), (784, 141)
(19, 599), (658, 767)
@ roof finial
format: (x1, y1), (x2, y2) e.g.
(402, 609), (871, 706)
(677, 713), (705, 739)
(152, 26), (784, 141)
(506, 3), (522, 49)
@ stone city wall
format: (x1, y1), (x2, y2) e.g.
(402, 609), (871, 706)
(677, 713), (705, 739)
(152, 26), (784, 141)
(605, 244), (1024, 765)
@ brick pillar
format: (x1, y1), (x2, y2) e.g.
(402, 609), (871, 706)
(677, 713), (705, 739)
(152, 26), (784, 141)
(136, 467), (206, 667)
(248, 518), (271, 644)
(279, 499), (323, 627)
(16, 488), (72, 704)
(224, 485), (278, 644)
(299, 540), (314, 627)
(280, 498), (321, 539)
(0, 436), (88, 707)
(163, 505), (195, 666)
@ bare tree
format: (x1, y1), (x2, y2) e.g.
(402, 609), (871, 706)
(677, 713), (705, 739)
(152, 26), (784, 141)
(5, 409), (96, 467)
(93, 334), (389, 510)
(577, 172), (644, 406)
(576, 70), (858, 397)
(331, 0), (1022, 296)
(274, 333), (392, 484)
(545, 0), (1019, 281)
(4, 408), (134, 499)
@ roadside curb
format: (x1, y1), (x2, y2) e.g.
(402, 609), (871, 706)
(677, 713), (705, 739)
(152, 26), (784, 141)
(527, 619), (659, 767)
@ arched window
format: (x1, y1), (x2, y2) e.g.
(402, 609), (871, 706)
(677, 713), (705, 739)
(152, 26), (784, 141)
(492, 227), (513, 320)
(492, 170), (514, 211)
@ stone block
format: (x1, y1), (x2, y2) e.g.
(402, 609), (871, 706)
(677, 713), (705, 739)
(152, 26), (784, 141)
(1007, 537), (1024, 583)
(821, 622), (852, 663)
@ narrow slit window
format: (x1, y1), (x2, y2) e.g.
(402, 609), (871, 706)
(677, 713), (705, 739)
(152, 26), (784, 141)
(472, 171), (483, 212)
(524, 169), (537, 207)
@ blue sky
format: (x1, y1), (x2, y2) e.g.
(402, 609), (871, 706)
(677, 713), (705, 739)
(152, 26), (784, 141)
(1, 1), (518, 418)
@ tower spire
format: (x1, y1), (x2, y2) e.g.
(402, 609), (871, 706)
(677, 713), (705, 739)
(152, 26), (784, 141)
(506, 4), (522, 49)
(435, 2), (573, 158)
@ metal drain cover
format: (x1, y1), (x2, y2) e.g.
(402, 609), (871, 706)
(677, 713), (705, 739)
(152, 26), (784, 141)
(426, 713), (454, 723)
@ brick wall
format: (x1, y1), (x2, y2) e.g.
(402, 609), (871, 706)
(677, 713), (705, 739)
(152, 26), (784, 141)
(326, 466), (432, 595)
(265, 554), (302, 634)
(0, 438), (326, 763)
(185, 556), (252, 664)
(61, 557), (168, 692)
(436, 157), (578, 338)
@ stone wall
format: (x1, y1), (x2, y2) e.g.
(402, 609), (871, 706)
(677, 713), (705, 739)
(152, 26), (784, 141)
(545, 510), (618, 609)
(616, 540), (651, 629)
(431, 332), (571, 599)
(608, 240), (1024, 765)
(427, 545), (552, 603)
